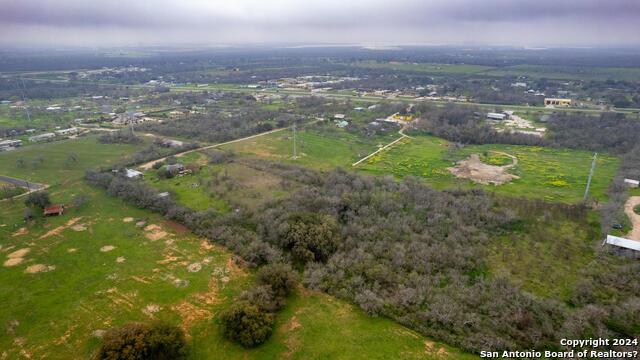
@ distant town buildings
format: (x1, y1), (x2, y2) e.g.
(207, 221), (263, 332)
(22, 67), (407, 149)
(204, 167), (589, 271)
(544, 98), (572, 107)
(29, 133), (56, 142)
(487, 112), (507, 120)
(0, 139), (22, 151)
(55, 127), (79, 136)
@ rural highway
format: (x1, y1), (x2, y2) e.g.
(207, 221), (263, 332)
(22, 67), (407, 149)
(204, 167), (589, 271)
(0, 175), (46, 191)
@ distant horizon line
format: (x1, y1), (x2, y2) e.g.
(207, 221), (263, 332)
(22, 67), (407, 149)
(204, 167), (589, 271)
(2, 42), (640, 51)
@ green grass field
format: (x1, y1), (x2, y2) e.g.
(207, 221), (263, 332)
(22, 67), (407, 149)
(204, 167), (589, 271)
(483, 64), (640, 81)
(221, 125), (397, 170)
(0, 136), (143, 184)
(220, 125), (619, 204)
(360, 136), (619, 203)
(348, 60), (640, 81)
(0, 136), (475, 359)
(350, 60), (495, 74)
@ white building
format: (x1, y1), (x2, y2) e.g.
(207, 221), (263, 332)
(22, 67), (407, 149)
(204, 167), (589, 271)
(624, 179), (640, 188)
(487, 112), (507, 120)
(605, 235), (640, 251)
(29, 133), (56, 142)
(55, 127), (79, 136)
(0, 139), (22, 150)
(125, 169), (143, 179)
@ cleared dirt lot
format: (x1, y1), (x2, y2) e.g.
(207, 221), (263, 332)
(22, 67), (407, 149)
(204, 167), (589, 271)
(448, 151), (519, 185)
(624, 196), (640, 241)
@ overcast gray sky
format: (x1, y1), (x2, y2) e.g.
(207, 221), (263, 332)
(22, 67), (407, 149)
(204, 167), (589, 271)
(2, 0), (640, 47)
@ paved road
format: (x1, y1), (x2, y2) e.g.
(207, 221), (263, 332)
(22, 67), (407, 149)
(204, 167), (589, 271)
(0, 175), (46, 190)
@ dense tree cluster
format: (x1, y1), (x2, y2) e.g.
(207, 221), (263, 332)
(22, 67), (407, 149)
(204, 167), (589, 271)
(138, 98), (301, 144)
(94, 322), (187, 360)
(98, 131), (143, 144)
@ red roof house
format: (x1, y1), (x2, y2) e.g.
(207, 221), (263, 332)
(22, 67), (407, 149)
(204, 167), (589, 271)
(43, 204), (64, 216)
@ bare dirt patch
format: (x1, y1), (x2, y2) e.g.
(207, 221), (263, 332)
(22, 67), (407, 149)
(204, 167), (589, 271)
(3, 258), (24, 267)
(145, 231), (168, 241)
(122, 217), (134, 223)
(100, 245), (116, 252)
(448, 152), (519, 185)
(39, 226), (65, 239)
(25, 264), (55, 273)
(162, 220), (188, 234)
(66, 217), (82, 226)
(8, 248), (30, 259)
(144, 224), (161, 231)
(67, 248), (77, 253)
(624, 196), (640, 241)
(116, 256), (126, 263)
(71, 224), (87, 231)
(172, 301), (212, 334)
(12, 227), (28, 237)
(144, 224), (168, 241)
(142, 304), (161, 317)
(187, 262), (202, 273)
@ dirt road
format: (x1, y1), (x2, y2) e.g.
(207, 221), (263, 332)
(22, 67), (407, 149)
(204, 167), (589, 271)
(624, 196), (640, 241)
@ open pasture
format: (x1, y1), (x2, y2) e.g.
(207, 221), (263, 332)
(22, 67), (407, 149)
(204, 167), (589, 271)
(221, 125), (396, 170)
(360, 135), (619, 203)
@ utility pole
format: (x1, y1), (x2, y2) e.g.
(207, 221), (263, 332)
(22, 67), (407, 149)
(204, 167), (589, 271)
(584, 152), (597, 201)
(292, 122), (298, 160)
(16, 79), (31, 122)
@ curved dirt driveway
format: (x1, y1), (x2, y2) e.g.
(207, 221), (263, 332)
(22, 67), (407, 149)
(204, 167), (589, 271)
(624, 196), (640, 241)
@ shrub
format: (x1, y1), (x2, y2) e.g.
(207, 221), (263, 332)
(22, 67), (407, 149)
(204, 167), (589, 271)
(220, 301), (274, 347)
(255, 263), (298, 299)
(94, 322), (187, 360)
(24, 191), (51, 209)
(239, 285), (283, 312)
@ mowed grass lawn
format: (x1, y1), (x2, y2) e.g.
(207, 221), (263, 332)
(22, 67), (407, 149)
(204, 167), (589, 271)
(221, 125), (397, 170)
(360, 135), (619, 203)
(0, 136), (475, 359)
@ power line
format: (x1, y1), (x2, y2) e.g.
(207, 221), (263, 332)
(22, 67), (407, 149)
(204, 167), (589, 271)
(15, 79), (32, 122)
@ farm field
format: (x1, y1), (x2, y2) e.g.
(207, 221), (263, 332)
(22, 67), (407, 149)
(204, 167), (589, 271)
(0, 134), (476, 359)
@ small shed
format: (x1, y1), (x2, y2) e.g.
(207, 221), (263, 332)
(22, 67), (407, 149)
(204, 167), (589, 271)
(44, 204), (64, 216)
(125, 168), (143, 179)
